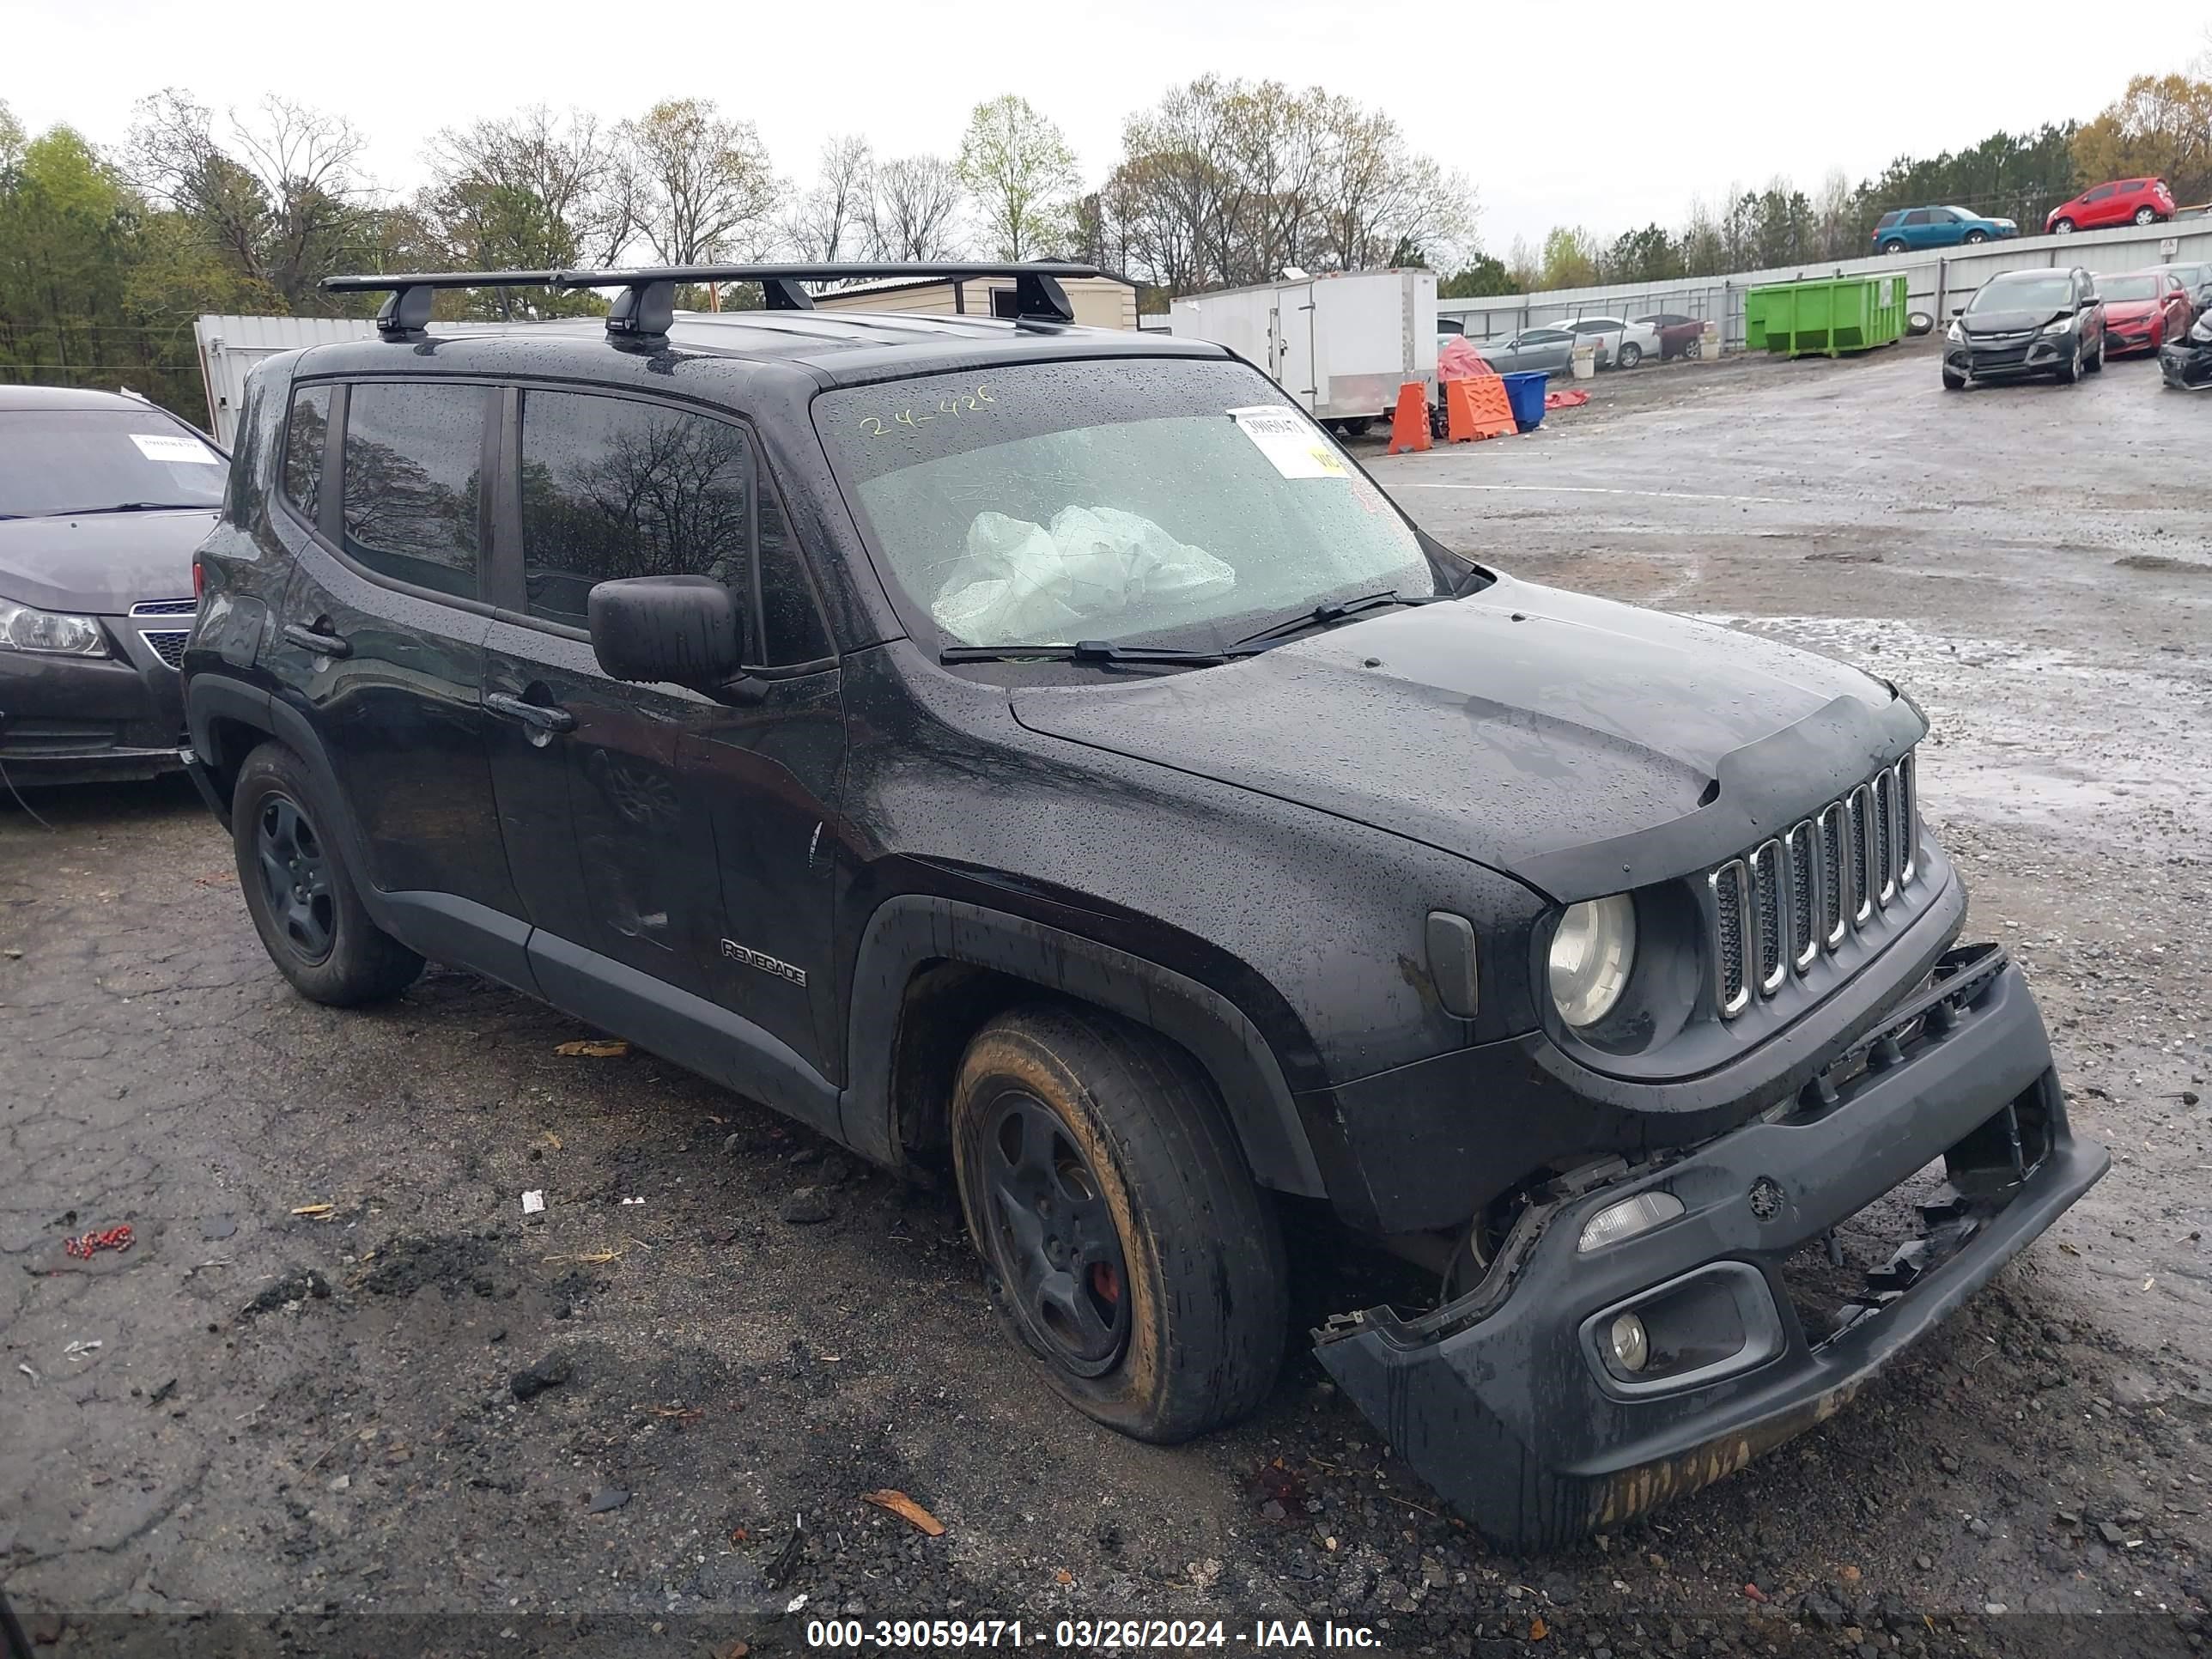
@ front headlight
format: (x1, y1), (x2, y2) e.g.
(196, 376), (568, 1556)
(1548, 895), (1637, 1028)
(2190, 316), (2212, 345)
(0, 598), (108, 656)
(1946, 320), (1966, 344)
(2040, 313), (2076, 337)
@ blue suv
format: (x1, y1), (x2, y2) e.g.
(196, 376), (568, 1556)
(1871, 205), (2018, 253)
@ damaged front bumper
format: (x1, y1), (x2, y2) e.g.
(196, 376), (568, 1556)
(2159, 341), (2212, 387)
(1313, 944), (2106, 1552)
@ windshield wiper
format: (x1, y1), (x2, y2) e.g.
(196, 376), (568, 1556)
(41, 501), (210, 517)
(1231, 589), (1447, 651)
(940, 639), (1255, 667)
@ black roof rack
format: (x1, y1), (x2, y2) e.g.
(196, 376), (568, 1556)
(322, 262), (1101, 340)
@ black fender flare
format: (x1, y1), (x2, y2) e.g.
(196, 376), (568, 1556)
(186, 677), (376, 916)
(841, 894), (1327, 1199)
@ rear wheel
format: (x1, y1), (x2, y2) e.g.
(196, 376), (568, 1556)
(1881, 239), (1906, 254)
(233, 744), (423, 1006)
(951, 1006), (1287, 1443)
(1616, 341), (1644, 369)
(2135, 205), (2158, 226)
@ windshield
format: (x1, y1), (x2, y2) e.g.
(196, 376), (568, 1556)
(1970, 276), (2072, 313)
(0, 407), (225, 518)
(2099, 276), (2160, 302)
(815, 359), (1449, 651)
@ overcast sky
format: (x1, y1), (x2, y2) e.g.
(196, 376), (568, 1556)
(10, 0), (2205, 254)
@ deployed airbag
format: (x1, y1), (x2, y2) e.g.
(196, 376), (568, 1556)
(933, 506), (1236, 644)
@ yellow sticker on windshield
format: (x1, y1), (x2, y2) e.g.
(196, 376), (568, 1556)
(1228, 405), (1348, 480)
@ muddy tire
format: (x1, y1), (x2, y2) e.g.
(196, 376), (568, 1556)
(233, 743), (423, 1006)
(951, 1005), (1287, 1443)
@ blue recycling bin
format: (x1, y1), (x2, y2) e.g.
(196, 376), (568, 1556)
(1502, 371), (1548, 432)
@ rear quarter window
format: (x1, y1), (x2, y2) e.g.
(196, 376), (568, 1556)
(283, 386), (331, 521)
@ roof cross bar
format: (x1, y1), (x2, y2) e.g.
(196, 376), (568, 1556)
(324, 261), (1100, 338)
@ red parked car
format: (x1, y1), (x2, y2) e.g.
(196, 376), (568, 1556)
(2046, 177), (2175, 234)
(2096, 270), (2192, 355)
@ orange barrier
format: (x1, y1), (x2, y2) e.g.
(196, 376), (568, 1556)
(1384, 381), (1431, 453)
(1444, 375), (1516, 442)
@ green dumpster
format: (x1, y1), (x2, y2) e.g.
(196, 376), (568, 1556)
(1743, 274), (1907, 357)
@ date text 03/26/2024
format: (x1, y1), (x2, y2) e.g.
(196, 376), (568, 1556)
(803, 1619), (1382, 1649)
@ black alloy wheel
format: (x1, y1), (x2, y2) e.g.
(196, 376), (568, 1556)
(255, 793), (336, 964)
(975, 1091), (1132, 1376)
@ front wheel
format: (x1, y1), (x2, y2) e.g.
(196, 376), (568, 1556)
(2053, 218), (2076, 234)
(2086, 336), (2105, 374)
(1942, 368), (1967, 391)
(2136, 206), (2158, 226)
(233, 744), (423, 1006)
(951, 1006), (1287, 1443)
(2057, 349), (2081, 385)
(1964, 230), (1988, 245)
(1616, 341), (1644, 369)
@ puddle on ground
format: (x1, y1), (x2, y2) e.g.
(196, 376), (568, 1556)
(1694, 615), (2212, 849)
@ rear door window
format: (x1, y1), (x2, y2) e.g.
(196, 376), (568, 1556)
(340, 381), (489, 600)
(1901, 210), (1931, 227)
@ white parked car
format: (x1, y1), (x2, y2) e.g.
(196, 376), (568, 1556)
(1559, 315), (1660, 370)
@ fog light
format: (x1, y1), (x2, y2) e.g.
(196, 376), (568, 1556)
(1607, 1312), (1650, 1372)
(1577, 1189), (1685, 1253)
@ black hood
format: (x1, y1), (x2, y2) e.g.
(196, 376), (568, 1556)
(0, 507), (216, 614)
(1958, 307), (2065, 337)
(1011, 577), (1924, 901)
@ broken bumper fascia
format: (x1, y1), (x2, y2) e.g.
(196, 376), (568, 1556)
(1312, 945), (2107, 1552)
(2159, 342), (2212, 387)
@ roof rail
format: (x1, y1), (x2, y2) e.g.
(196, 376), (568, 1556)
(321, 262), (1100, 340)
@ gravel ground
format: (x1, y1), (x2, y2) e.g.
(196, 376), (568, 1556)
(3, 341), (2208, 1658)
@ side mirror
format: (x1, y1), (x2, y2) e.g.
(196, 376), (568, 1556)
(2079, 296), (2100, 309)
(587, 575), (743, 687)
(1949, 306), (1965, 318)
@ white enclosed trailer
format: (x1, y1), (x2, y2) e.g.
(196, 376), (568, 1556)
(1168, 270), (1437, 432)
(194, 314), (508, 447)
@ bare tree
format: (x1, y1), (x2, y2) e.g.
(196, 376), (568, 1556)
(1108, 77), (1471, 295)
(128, 88), (377, 309)
(867, 155), (964, 260)
(619, 98), (781, 264)
(786, 134), (876, 264)
(426, 106), (633, 270)
(957, 94), (1078, 259)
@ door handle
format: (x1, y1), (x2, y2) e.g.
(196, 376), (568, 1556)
(485, 691), (577, 735)
(283, 622), (351, 657)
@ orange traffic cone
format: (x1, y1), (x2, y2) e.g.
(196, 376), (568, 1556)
(1445, 376), (1517, 442)
(1385, 381), (1431, 453)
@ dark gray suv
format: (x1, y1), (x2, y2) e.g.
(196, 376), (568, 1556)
(179, 261), (2106, 1548)
(0, 386), (225, 784)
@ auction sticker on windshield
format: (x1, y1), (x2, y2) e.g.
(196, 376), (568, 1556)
(1228, 405), (1348, 480)
(130, 433), (218, 464)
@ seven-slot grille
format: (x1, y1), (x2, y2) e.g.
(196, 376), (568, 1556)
(1708, 752), (1917, 1018)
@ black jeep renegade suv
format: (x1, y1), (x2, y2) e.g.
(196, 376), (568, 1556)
(180, 263), (2106, 1548)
